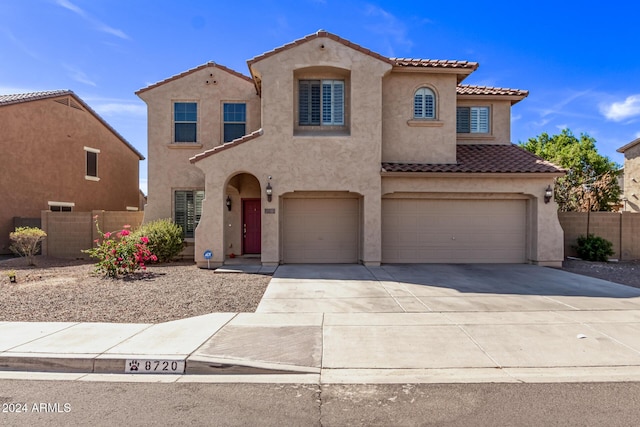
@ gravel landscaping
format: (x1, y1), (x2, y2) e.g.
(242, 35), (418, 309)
(1, 256), (639, 324)
(0, 256), (270, 323)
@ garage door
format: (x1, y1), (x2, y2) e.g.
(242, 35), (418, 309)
(382, 199), (526, 263)
(282, 198), (359, 263)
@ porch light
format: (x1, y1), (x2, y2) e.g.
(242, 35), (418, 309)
(266, 182), (273, 202)
(226, 196), (232, 211)
(544, 185), (553, 204)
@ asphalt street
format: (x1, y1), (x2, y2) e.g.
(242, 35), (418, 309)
(2, 380), (640, 426)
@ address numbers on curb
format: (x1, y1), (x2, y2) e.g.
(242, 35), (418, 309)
(125, 359), (185, 374)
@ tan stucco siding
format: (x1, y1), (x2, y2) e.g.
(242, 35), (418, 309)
(0, 97), (140, 253)
(623, 144), (640, 212)
(138, 65), (260, 223)
(194, 38), (393, 265)
(455, 99), (512, 144)
(382, 72), (457, 163)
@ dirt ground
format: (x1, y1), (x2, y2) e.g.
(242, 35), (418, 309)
(0, 256), (270, 323)
(1, 256), (639, 323)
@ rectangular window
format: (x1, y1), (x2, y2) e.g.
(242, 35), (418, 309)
(174, 102), (197, 142)
(84, 146), (100, 180)
(456, 107), (490, 133)
(48, 201), (74, 212)
(299, 80), (344, 126)
(174, 190), (204, 238)
(223, 103), (246, 142)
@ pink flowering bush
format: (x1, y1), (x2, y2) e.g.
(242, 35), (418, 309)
(83, 217), (157, 278)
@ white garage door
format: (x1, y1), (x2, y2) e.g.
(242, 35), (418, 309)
(382, 199), (526, 263)
(282, 198), (359, 263)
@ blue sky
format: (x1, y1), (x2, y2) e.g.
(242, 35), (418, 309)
(2, 0), (639, 193)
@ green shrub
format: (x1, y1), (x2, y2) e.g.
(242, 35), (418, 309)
(133, 219), (184, 263)
(9, 226), (47, 266)
(575, 234), (614, 262)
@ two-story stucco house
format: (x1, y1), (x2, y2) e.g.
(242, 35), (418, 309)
(137, 31), (564, 267)
(0, 90), (144, 255)
(617, 137), (640, 212)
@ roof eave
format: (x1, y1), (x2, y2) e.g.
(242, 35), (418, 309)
(381, 171), (565, 178)
(617, 137), (640, 153)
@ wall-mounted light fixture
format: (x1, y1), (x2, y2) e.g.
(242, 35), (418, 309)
(226, 195), (232, 211)
(266, 183), (273, 203)
(544, 185), (553, 204)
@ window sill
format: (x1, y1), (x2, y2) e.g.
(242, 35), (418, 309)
(85, 176), (100, 182)
(456, 134), (496, 141)
(294, 130), (351, 137)
(407, 119), (444, 127)
(167, 143), (203, 149)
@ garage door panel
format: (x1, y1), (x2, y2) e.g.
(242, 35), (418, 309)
(283, 198), (359, 263)
(382, 199), (526, 263)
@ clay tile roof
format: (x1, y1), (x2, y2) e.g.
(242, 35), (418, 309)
(457, 84), (529, 97)
(391, 58), (478, 70)
(0, 90), (72, 106)
(247, 30), (394, 67)
(190, 128), (263, 163)
(382, 144), (564, 174)
(0, 89), (144, 160)
(136, 62), (253, 95)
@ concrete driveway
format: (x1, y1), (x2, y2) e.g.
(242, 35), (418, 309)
(246, 264), (640, 382)
(256, 263), (640, 313)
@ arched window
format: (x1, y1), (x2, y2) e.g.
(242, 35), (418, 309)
(413, 88), (435, 119)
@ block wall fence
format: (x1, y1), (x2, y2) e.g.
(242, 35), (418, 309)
(41, 210), (144, 259)
(559, 212), (640, 260)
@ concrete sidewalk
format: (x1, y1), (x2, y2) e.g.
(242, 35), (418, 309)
(2, 264), (640, 383)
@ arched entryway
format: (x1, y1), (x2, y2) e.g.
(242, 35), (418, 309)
(224, 173), (261, 261)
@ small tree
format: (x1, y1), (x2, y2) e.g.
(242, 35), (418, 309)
(520, 129), (621, 211)
(9, 227), (47, 266)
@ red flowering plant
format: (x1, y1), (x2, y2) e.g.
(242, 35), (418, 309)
(83, 216), (157, 278)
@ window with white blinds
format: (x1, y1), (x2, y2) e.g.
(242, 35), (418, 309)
(299, 80), (344, 126)
(414, 88), (435, 119)
(174, 190), (204, 238)
(456, 106), (490, 133)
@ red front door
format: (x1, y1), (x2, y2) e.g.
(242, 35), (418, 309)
(242, 199), (261, 254)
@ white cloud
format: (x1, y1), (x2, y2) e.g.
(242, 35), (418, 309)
(601, 94), (640, 122)
(64, 64), (96, 86)
(635, 131), (640, 139)
(555, 123), (568, 131)
(92, 102), (146, 117)
(511, 114), (522, 122)
(55, 0), (129, 40)
(3, 28), (40, 60)
(363, 4), (413, 56)
(539, 89), (592, 118)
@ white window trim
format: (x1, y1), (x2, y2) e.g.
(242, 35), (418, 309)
(173, 101), (199, 143)
(413, 87), (436, 119)
(48, 201), (75, 211)
(126, 206), (139, 211)
(84, 146), (100, 181)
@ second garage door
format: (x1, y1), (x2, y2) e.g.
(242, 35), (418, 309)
(282, 197), (359, 263)
(382, 198), (527, 263)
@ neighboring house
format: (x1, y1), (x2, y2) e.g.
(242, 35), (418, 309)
(0, 90), (144, 254)
(617, 138), (640, 212)
(137, 31), (564, 267)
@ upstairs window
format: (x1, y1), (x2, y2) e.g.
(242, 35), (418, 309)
(84, 146), (100, 180)
(174, 102), (197, 142)
(414, 88), (435, 119)
(457, 106), (490, 133)
(174, 190), (204, 238)
(223, 103), (246, 142)
(299, 80), (344, 126)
